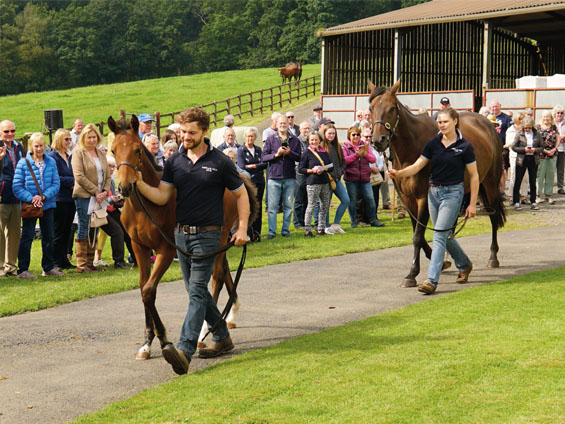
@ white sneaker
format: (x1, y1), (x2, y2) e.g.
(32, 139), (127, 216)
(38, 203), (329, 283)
(513, 203), (522, 211)
(546, 197), (555, 204)
(331, 223), (346, 234)
(535, 197), (544, 204)
(93, 259), (109, 267)
(324, 226), (336, 235)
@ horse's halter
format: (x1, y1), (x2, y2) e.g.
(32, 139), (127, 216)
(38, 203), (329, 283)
(373, 101), (401, 144)
(116, 142), (143, 173)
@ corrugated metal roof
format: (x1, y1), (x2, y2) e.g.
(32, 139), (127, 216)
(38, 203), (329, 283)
(319, 0), (565, 41)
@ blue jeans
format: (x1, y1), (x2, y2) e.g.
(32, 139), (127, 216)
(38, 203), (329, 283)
(345, 181), (376, 227)
(18, 208), (56, 272)
(74, 197), (94, 239)
(174, 229), (229, 360)
(314, 179), (351, 227)
(427, 184), (471, 285)
(267, 178), (295, 236)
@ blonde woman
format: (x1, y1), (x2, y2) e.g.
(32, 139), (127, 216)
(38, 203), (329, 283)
(49, 129), (76, 269)
(71, 124), (111, 272)
(13, 133), (62, 278)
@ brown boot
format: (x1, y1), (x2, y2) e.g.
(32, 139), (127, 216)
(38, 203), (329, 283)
(75, 239), (89, 273)
(198, 336), (234, 358)
(86, 241), (100, 272)
(456, 263), (473, 284)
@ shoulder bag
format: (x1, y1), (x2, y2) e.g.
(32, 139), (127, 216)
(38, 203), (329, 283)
(20, 159), (44, 219)
(309, 148), (336, 191)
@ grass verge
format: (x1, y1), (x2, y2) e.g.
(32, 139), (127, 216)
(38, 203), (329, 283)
(74, 267), (565, 423)
(0, 203), (552, 318)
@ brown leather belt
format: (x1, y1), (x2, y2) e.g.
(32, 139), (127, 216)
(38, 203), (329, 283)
(429, 182), (463, 188)
(177, 224), (221, 235)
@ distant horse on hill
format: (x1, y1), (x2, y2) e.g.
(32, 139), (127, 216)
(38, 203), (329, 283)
(108, 114), (258, 360)
(278, 62), (302, 86)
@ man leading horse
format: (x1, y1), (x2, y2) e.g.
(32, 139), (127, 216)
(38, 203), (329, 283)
(134, 107), (250, 375)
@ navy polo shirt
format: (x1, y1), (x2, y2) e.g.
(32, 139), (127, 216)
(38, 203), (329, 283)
(421, 131), (476, 186)
(162, 139), (244, 226)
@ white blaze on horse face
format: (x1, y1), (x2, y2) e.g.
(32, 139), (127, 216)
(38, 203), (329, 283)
(180, 121), (207, 151)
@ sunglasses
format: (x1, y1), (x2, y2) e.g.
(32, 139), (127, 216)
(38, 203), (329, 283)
(351, 134), (361, 137)
(3, 130), (15, 134)
(64, 137), (72, 141)
(287, 115), (294, 118)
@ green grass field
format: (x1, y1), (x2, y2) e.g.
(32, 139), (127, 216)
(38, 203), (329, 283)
(1, 64), (320, 135)
(74, 266), (565, 423)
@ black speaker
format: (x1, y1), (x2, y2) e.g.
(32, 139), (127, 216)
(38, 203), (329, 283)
(44, 109), (63, 130)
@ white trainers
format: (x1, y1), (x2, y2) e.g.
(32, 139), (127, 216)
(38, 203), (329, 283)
(330, 223), (346, 234)
(546, 197), (555, 204)
(17, 270), (37, 279)
(535, 197), (544, 204)
(93, 259), (109, 267)
(324, 226), (336, 235)
(513, 203), (522, 211)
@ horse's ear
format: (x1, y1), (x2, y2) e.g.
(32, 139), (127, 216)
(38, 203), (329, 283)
(130, 114), (140, 135)
(108, 116), (119, 134)
(368, 81), (376, 93)
(391, 79), (401, 95)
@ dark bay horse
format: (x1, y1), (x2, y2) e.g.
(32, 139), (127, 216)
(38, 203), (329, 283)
(369, 80), (506, 287)
(278, 62), (302, 86)
(108, 115), (258, 360)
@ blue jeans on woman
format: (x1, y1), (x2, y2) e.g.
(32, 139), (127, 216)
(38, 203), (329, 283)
(174, 228), (229, 360)
(345, 181), (376, 227)
(18, 208), (56, 273)
(427, 184), (472, 286)
(74, 197), (94, 239)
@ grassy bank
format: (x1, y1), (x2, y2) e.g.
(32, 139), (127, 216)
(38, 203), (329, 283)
(75, 266), (565, 423)
(2, 64), (320, 135)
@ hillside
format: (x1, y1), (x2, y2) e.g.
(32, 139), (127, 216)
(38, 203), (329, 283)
(1, 64), (320, 135)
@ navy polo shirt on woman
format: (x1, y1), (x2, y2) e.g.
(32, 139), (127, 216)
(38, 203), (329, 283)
(421, 130), (476, 186)
(162, 139), (243, 227)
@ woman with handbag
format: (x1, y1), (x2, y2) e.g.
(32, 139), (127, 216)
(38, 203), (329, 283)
(298, 131), (333, 237)
(13, 133), (62, 278)
(320, 124), (351, 234)
(71, 124), (111, 273)
(342, 126), (381, 228)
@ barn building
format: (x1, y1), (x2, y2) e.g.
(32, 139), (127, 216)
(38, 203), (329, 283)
(317, 0), (565, 134)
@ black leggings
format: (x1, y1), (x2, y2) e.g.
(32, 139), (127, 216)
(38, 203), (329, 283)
(513, 155), (537, 204)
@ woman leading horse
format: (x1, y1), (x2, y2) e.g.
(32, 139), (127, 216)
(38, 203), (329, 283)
(370, 80), (506, 289)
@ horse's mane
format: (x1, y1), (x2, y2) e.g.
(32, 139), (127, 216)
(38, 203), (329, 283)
(114, 117), (163, 172)
(368, 86), (388, 104)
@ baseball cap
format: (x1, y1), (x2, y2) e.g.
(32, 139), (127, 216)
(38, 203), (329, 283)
(138, 113), (153, 123)
(313, 105), (322, 111)
(319, 117), (335, 125)
(440, 97), (450, 104)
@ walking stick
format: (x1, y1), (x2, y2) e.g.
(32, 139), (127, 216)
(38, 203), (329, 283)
(391, 181), (396, 222)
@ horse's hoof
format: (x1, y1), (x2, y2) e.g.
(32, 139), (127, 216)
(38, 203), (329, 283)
(442, 260), (452, 271)
(400, 279), (418, 288)
(487, 259), (500, 268)
(197, 341), (207, 350)
(135, 345), (151, 360)
(226, 321), (236, 329)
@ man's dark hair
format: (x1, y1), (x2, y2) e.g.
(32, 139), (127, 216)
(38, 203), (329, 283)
(177, 107), (210, 131)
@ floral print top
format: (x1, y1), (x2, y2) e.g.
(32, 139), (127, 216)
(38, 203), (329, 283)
(536, 124), (558, 159)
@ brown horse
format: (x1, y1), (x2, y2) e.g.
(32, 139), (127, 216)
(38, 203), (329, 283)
(369, 80), (506, 287)
(108, 115), (258, 360)
(278, 61), (302, 86)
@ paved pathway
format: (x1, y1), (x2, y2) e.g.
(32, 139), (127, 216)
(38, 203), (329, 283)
(1, 225), (564, 423)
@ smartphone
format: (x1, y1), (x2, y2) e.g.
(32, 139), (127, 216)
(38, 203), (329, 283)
(281, 141), (289, 148)
(0, 140), (4, 147)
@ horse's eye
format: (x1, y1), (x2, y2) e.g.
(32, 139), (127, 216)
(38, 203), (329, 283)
(111, 150), (115, 155)
(388, 107), (396, 114)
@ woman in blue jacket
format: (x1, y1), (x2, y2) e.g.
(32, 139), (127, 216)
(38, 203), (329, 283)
(13, 133), (62, 278)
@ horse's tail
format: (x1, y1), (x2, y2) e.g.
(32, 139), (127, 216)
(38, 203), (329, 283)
(297, 61), (302, 79)
(241, 174), (259, 226)
(479, 185), (506, 230)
